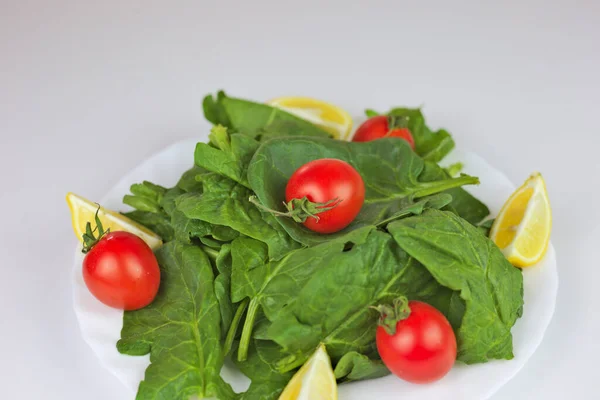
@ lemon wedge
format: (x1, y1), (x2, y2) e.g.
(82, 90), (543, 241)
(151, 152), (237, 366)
(490, 173), (552, 267)
(268, 97), (353, 140)
(279, 344), (337, 400)
(66, 192), (163, 250)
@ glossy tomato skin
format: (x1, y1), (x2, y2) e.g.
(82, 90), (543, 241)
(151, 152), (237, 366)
(352, 115), (415, 149)
(83, 231), (161, 310)
(376, 301), (456, 384)
(285, 158), (365, 234)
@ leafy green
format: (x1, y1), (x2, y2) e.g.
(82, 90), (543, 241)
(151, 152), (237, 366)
(420, 162), (490, 225)
(445, 162), (464, 177)
(117, 241), (235, 400)
(176, 166), (206, 193)
(202, 91), (331, 140)
(233, 340), (293, 400)
(121, 181), (175, 241)
(176, 173), (300, 260)
(478, 218), (495, 237)
(202, 90), (231, 127)
(388, 210), (524, 363)
(123, 210), (174, 242)
(366, 107), (455, 162)
(117, 92), (526, 399)
(263, 229), (447, 371)
(334, 352), (389, 382)
(123, 181), (167, 213)
(248, 136), (479, 246)
(194, 126), (260, 188)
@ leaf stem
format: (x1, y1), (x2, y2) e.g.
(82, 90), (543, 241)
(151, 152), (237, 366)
(237, 297), (260, 362)
(276, 353), (309, 373)
(413, 174), (479, 198)
(223, 298), (249, 356)
(199, 244), (219, 262)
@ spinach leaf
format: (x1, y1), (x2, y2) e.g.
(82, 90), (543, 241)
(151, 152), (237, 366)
(122, 181), (176, 241)
(203, 91), (331, 140)
(176, 166), (206, 193)
(365, 107), (455, 162)
(334, 352), (390, 382)
(117, 241), (236, 400)
(233, 340), (293, 400)
(123, 181), (167, 213)
(194, 126), (260, 188)
(420, 162), (490, 225)
(248, 136), (479, 246)
(176, 173), (300, 260)
(387, 108), (454, 162)
(388, 210), (524, 364)
(123, 210), (174, 242)
(231, 227), (378, 362)
(264, 229), (445, 371)
(478, 218), (495, 237)
(203, 90), (231, 127)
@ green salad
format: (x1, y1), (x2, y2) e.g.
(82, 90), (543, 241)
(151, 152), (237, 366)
(115, 91), (524, 400)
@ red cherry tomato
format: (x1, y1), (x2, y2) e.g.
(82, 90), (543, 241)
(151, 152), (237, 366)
(285, 158), (365, 234)
(83, 231), (160, 310)
(352, 115), (415, 149)
(376, 300), (457, 384)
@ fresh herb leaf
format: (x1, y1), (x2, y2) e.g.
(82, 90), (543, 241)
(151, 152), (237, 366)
(117, 241), (236, 400)
(388, 209), (524, 363)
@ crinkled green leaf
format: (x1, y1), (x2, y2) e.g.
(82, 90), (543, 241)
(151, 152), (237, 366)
(194, 126), (260, 188)
(123, 210), (174, 242)
(233, 340), (293, 400)
(248, 136), (478, 246)
(204, 92), (331, 140)
(334, 352), (389, 382)
(176, 166), (206, 193)
(264, 229), (446, 370)
(117, 241), (235, 400)
(388, 209), (524, 363)
(203, 90), (231, 127)
(387, 107), (455, 162)
(176, 174), (300, 260)
(419, 162), (490, 225)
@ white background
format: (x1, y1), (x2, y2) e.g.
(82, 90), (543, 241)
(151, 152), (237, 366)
(1, 1), (598, 399)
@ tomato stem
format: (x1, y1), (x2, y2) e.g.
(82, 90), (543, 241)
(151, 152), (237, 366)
(81, 205), (110, 254)
(248, 195), (340, 223)
(373, 297), (411, 335)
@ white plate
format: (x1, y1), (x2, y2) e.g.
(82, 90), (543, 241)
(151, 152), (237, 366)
(72, 138), (558, 400)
